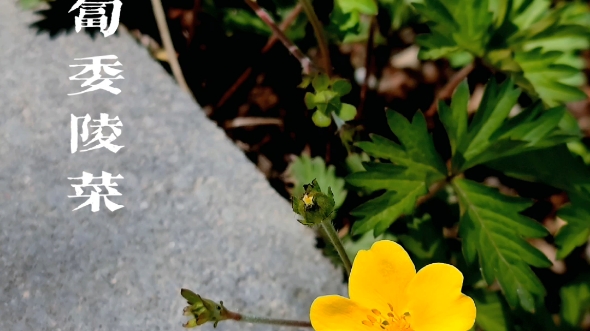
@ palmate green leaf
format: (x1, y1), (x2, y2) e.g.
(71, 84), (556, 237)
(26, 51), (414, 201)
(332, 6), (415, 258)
(413, 0), (589, 106)
(568, 140), (590, 165)
(347, 164), (427, 236)
(497, 2), (589, 106)
(347, 110), (447, 236)
(559, 1), (590, 28)
(414, 34), (461, 60)
(491, 1), (590, 106)
(327, 0), (377, 43)
(506, 0), (549, 30)
(555, 192), (590, 260)
(560, 273), (590, 329)
(414, 0), (494, 58)
(485, 145), (590, 195)
(285, 154), (347, 209)
(453, 178), (552, 312)
(504, 0), (590, 53)
(377, 0), (418, 31)
(518, 25), (590, 54)
(356, 110), (447, 183)
(438, 79), (469, 156)
(441, 78), (581, 173)
(511, 48), (587, 107)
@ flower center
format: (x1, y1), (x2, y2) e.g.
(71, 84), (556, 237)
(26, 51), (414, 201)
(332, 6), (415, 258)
(360, 303), (412, 331)
(302, 194), (313, 206)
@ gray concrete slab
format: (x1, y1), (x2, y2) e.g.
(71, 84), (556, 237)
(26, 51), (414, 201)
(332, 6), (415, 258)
(0, 2), (345, 330)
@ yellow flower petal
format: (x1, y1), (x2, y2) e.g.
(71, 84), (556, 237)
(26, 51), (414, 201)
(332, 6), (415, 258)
(404, 263), (476, 331)
(310, 295), (373, 331)
(349, 240), (416, 317)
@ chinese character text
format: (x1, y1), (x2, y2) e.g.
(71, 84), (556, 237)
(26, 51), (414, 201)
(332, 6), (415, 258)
(68, 171), (124, 212)
(69, 55), (124, 95)
(69, 0), (123, 38)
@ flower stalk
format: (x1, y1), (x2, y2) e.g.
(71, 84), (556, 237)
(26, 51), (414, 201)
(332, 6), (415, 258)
(181, 289), (312, 328)
(321, 218), (353, 275)
(292, 179), (352, 275)
(227, 311), (312, 328)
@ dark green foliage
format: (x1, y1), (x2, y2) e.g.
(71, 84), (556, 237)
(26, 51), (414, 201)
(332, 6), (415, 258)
(555, 193), (590, 260)
(453, 178), (551, 312)
(302, 73), (356, 127)
(414, 0), (590, 106)
(439, 79), (581, 173)
(560, 273), (590, 329)
(345, 78), (590, 327)
(346, 110), (446, 236)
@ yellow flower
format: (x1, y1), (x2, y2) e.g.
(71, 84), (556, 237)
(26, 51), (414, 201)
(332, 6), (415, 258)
(303, 194), (314, 207)
(310, 240), (476, 331)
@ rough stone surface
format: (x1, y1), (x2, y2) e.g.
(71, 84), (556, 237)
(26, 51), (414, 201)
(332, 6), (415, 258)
(0, 2), (345, 330)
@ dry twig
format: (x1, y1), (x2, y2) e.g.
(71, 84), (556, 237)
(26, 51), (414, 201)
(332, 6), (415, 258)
(151, 0), (191, 95)
(244, 0), (318, 75)
(224, 117), (284, 128)
(216, 4), (303, 109)
(424, 62), (475, 124)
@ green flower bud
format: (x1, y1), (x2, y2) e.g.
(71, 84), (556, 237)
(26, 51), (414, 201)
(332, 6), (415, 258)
(181, 289), (230, 328)
(291, 179), (335, 226)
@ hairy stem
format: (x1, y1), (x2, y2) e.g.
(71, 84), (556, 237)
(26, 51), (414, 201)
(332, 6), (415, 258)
(424, 62), (475, 127)
(321, 218), (353, 275)
(216, 4), (303, 109)
(245, 0), (317, 75)
(299, 0), (332, 75)
(227, 311), (312, 328)
(151, 0), (191, 94)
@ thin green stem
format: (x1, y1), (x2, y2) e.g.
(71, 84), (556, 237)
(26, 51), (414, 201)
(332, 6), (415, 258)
(321, 218), (353, 275)
(299, 0), (332, 75)
(227, 311), (312, 328)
